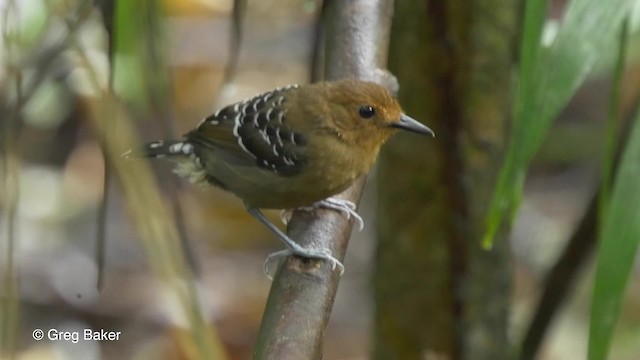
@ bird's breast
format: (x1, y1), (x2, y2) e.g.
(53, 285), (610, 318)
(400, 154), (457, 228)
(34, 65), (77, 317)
(198, 138), (379, 209)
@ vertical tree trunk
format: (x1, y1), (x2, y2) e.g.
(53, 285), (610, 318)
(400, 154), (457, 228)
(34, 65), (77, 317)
(375, 1), (519, 359)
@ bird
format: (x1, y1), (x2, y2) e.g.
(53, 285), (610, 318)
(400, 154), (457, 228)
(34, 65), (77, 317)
(125, 79), (434, 275)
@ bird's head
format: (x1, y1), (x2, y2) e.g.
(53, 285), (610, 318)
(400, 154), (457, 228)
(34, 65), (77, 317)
(304, 80), (434, 148)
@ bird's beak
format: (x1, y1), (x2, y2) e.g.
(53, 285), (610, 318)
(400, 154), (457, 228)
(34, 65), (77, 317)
(390, 114), (435, 137)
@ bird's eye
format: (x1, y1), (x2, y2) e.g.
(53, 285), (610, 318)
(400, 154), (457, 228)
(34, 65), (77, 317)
(358, 105), (376, 119)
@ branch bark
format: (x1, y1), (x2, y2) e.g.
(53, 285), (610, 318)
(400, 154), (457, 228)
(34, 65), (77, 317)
(254, 1), (395, 359)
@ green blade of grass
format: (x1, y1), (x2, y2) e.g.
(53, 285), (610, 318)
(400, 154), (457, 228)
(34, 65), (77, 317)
(481, 0), (549, 249)
(589, 109), (640, 360)
(588, 15), (634, 360)
(482, 0), (635, 248)
(589, 18), (639, 355)
(599, 16), (629, 230)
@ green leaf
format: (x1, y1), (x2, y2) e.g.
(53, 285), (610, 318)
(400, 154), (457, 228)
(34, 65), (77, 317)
(589, 112), (640, 360)
(589, 17), (638, 356)
(599, 17), (629, 228)
(483, 0), (635, 247)
(482, 0), (549, 249)
(588, 16), (634, 360)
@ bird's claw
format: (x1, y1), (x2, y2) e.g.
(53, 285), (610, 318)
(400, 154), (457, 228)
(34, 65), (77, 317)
(280, 198), (364, 232)
(263, 247), (345, 279)
(280, 209), (293, 225)
(314, 198), (364, 231)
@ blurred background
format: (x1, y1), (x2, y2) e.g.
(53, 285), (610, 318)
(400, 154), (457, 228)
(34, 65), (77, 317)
(1, 0), (640, 359)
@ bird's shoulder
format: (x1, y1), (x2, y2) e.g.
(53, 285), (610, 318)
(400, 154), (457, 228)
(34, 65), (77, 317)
(186, 85), (310, 176)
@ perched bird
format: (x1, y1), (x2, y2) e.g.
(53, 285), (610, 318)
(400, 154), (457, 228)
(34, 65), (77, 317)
(126, 79), (434, 274)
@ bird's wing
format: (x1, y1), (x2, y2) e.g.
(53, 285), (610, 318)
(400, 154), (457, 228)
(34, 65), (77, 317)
(187, 85), (308, 176)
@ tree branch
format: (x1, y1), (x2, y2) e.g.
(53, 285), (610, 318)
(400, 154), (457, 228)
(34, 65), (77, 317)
(254, 1), (395, 359)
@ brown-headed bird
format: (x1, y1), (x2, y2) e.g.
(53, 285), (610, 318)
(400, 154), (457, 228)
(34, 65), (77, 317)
(126, 79), (434, 274)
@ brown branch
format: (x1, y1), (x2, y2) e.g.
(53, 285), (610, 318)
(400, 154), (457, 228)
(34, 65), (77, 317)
(1, 3), (22, 354)
(254, 1), (395, 359)
(94, 0), (116, 291)
(222, 0), (247, 86)
(308, 0), (329, 83)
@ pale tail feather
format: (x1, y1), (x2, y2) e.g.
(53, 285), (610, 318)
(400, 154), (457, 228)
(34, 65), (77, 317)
(122, 140), (193, 159)
(123, 140), (208, 185)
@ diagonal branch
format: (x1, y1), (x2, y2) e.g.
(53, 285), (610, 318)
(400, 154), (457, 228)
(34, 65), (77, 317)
(254, 1), (395, 359)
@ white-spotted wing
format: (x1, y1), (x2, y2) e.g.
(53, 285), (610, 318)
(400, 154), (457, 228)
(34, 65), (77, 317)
(186, 85), (308, 176)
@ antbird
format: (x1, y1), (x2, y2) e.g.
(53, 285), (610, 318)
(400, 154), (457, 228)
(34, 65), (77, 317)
(126, 79), (434, 274)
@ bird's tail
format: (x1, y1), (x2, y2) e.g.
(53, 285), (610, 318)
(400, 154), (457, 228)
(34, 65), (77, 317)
(122, 140), (194, 159)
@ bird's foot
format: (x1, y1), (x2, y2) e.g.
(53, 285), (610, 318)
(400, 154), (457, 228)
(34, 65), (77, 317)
(245, 207), (345, 278)
(264, 247), (345, 279)
(312, 198), (364, 231)
(280, 209), (294, 226)
(281, 198), (363, 230)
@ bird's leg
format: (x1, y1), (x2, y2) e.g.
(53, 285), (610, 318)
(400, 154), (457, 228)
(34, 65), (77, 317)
(246, 206), (344, 277)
